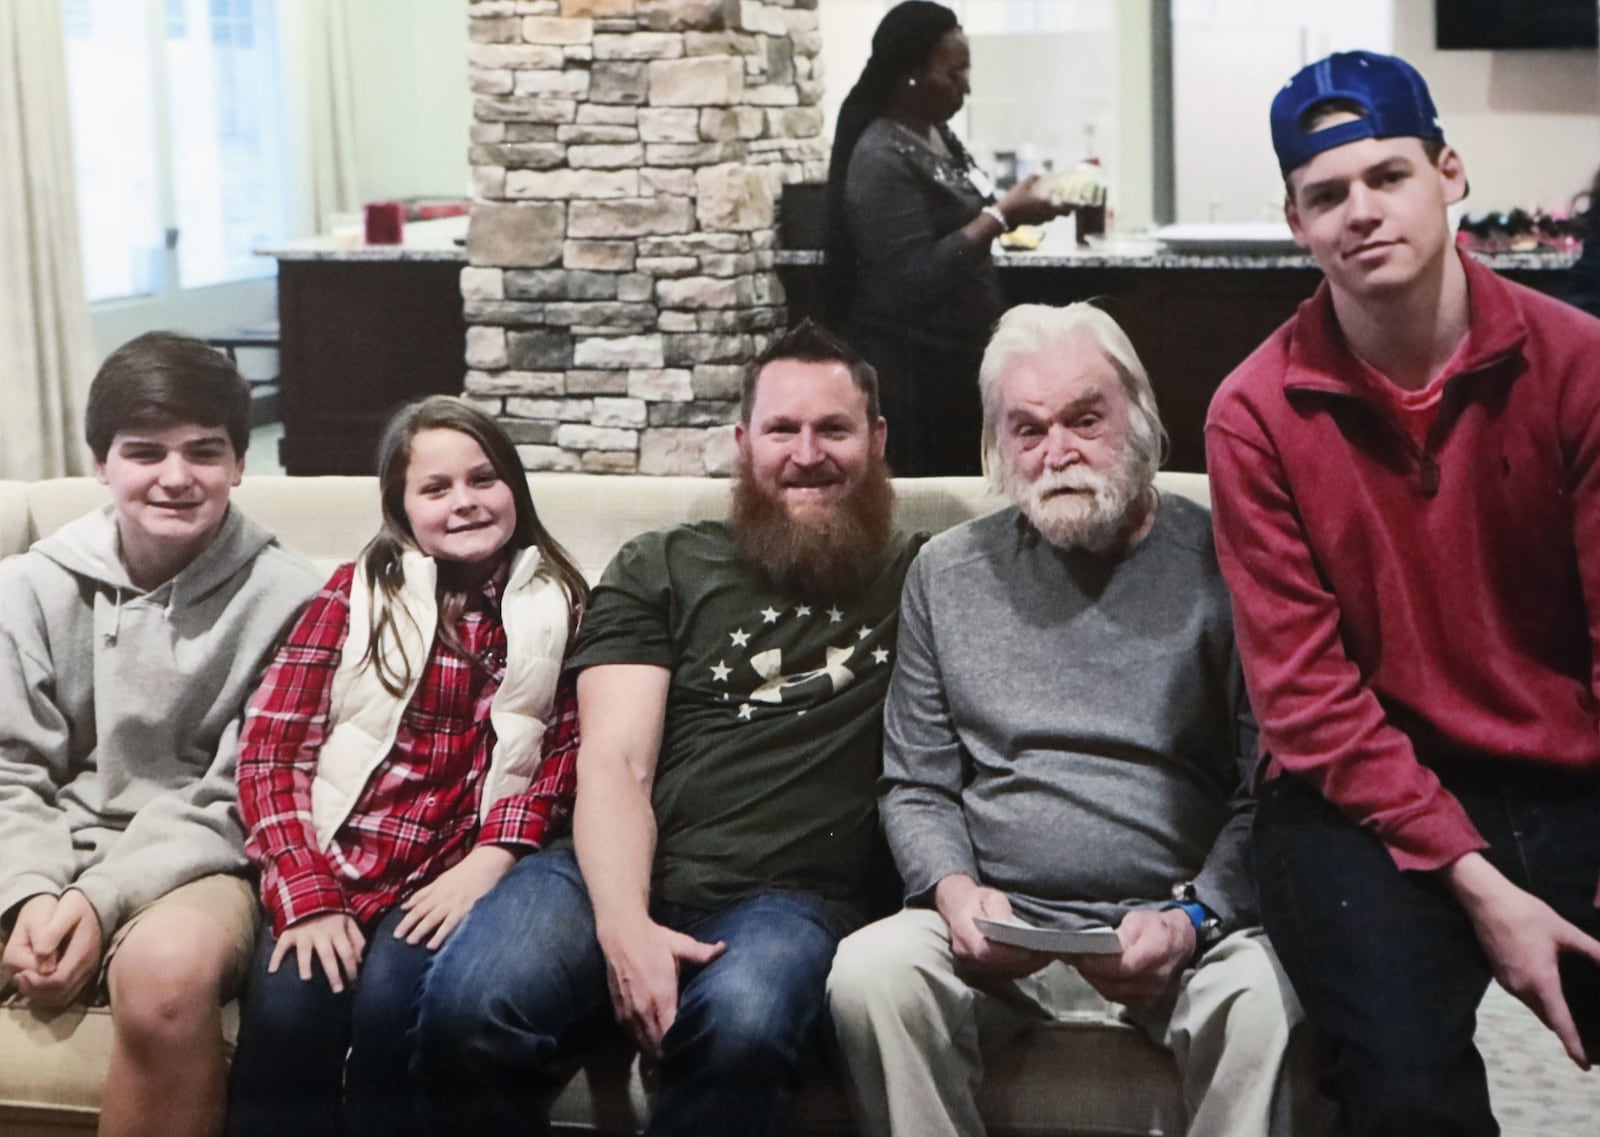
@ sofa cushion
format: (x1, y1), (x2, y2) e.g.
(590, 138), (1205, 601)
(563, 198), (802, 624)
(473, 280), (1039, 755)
(0, 999), (238, 1132)
(0, 481), (32, 562)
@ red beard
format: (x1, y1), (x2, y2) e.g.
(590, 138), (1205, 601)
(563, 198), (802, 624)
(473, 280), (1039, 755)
(729, 453), (897, 600)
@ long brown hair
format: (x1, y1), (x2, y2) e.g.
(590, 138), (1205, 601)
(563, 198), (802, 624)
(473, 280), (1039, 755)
(361, 396), (589, 696)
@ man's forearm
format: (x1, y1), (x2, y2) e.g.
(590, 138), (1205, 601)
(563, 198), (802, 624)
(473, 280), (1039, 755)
(571, 663), (671, 943)
(573, 760), (659, 939)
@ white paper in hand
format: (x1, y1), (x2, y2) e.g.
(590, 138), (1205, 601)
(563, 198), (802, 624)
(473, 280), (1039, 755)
(974, 917), (1122, 955)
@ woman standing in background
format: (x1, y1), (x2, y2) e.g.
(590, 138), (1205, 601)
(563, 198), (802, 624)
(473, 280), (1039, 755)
(1565, 165), (1600, 320)
(824, 0), (1069, 476)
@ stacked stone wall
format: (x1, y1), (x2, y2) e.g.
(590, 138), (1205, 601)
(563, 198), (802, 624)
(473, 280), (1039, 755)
(464, 0), (825, 474)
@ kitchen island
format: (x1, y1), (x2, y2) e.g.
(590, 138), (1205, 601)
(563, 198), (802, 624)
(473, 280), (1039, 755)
(777, 242), (1576, 471)
(258, 217), (468, 475)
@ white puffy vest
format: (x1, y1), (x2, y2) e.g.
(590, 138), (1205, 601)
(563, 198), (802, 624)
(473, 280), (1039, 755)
(308, 546), (572, 849)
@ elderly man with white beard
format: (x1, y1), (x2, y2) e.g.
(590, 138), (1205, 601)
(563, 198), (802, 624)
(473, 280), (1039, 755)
(825, 303), (1323, 1137)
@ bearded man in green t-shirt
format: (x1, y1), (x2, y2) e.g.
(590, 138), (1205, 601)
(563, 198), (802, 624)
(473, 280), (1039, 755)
(416, 319), (926, 1137)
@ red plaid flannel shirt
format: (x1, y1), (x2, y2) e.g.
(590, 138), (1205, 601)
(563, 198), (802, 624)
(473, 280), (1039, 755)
(238, 561), (579, 933)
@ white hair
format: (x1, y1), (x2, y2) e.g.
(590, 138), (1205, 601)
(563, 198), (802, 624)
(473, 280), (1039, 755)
(977, 302), (1166, 491)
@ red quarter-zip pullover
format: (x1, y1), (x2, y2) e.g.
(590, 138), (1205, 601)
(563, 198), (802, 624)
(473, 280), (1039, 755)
(1206, 253), (1600, 889)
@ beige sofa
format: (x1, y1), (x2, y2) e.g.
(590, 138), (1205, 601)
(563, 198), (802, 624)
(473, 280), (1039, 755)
(0, 471), (1214, 1137)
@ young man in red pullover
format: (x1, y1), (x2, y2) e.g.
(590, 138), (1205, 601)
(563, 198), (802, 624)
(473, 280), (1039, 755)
(1206, 50), (1600, 1136)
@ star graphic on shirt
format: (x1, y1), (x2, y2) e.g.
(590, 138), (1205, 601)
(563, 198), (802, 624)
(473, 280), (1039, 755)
(871, 647), (890, 665)
(826, 606), (843, 623)
(761, 606), (781, 624)
(710, 661), (731, 682)
(737, 703), (754, 720)
(856, 625), (872, 640)
(730, 628), (750, 647)
(795, 604), (812, 618)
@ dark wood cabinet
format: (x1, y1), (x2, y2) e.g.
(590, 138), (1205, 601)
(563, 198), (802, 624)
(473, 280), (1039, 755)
(779, 253), (1574, 472)
(273, 257), (468, 475)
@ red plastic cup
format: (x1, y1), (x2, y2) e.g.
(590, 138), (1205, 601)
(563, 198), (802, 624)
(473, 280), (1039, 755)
(364, 202), (404, 245)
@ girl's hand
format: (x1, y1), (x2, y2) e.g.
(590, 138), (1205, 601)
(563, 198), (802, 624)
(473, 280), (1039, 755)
(269, 912), (366, 994)
(395, 845), (516, 950)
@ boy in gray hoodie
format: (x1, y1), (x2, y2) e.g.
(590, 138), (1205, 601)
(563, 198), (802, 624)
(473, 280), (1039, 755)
(0, 332), (320, 1137)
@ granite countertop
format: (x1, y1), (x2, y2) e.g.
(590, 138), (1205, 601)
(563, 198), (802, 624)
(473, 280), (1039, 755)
(774, 243), (1576, 271)
(258, 215), (469, 262)
(258, 211), (1572, 272)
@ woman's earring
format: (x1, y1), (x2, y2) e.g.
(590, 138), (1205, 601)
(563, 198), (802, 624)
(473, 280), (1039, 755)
(907, 77), (917, 87)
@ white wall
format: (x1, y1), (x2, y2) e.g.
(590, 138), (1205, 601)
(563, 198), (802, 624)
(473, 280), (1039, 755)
(1171, 0), (1394, 224)
(1171, 0), (1600, 223)
(1394, 0), (1600, 216)
(346, 0), (472, 202)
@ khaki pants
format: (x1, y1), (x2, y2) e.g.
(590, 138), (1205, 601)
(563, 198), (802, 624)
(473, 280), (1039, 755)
(826, 907), (1324, 1137)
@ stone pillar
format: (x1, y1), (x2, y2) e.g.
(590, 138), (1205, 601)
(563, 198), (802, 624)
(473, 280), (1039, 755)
(464, 0), (825, 475)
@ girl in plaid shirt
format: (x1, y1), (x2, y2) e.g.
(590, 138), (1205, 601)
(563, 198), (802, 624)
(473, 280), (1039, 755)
(225, 397), (589, 1137)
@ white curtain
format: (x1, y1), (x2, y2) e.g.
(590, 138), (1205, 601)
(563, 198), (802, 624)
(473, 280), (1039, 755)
(280, 0), (362, 235)
(0, 0), (97, 479)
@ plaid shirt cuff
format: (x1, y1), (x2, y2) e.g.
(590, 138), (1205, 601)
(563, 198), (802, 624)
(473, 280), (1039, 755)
(264, 856), (351, 933)
(478, 795), (567, 851)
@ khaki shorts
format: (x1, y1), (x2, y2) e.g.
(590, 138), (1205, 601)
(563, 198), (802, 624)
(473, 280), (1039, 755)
(2, 873), (259, 1006)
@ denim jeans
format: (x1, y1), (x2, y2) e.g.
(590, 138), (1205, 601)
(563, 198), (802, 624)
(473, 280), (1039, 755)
(414, 847), (849, 1137)
(1255, 762), (1600, 1137)
(225, 904), (434, 1137)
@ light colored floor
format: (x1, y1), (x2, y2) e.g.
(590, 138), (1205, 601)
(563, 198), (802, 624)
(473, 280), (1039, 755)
(1479, 983), (1600, 1137)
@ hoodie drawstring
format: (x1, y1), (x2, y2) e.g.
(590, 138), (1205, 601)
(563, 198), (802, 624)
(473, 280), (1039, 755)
(105, 588), (124, 643)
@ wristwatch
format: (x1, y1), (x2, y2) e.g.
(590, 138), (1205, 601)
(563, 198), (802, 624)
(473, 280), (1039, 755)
(1162, 881), (1223, 957)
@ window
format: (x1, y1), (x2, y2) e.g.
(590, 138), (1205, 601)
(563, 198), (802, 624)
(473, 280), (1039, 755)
(64, 0), (290, 302)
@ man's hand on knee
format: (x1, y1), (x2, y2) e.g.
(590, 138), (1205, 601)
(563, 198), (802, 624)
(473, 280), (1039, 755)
(599, 918), (726, 1057)
(1445, 851), (1600, 1068)
(10, 890), (103, 1007)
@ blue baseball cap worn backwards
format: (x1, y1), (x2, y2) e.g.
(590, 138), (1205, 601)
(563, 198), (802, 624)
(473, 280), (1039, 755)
(1270, 51), (1445, 177)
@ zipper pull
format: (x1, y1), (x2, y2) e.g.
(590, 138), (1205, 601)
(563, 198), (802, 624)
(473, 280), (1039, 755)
(1420, 454), (1440, 498)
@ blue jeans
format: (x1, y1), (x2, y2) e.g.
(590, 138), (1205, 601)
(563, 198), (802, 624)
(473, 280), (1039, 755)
(414, 847), (848, 1137)
(1255, 762), (1600, 1137)
(225, 905), (434, 1137)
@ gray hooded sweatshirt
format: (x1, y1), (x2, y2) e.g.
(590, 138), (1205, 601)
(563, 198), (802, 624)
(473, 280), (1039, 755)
(0, 503), (320, 934)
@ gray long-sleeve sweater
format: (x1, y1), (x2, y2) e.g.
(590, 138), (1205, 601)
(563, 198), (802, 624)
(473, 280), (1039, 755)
(882, 495), (1259, 932)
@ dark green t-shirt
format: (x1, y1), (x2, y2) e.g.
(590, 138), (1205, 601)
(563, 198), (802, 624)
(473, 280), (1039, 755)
(568, 520), (924, 914)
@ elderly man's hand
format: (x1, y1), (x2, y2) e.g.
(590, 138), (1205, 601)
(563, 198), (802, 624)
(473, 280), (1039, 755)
(935, 874), (1053, 979)
(1067, 908), (1195, 1009)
